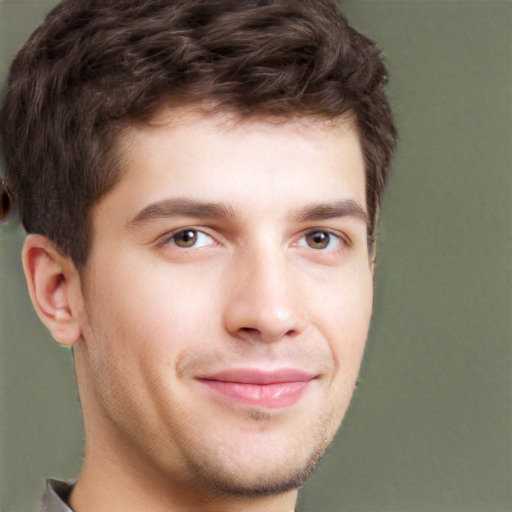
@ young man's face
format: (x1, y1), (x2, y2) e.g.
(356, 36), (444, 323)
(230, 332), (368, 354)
(74, 110), (373, 498)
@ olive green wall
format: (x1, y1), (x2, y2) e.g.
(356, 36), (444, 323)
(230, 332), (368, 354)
(1, 1), (510, 511)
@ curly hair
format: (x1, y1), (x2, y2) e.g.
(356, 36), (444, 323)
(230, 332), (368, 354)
(0, 0), (396, 267)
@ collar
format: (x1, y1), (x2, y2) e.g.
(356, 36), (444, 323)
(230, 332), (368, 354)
(35, 479), (74, 512)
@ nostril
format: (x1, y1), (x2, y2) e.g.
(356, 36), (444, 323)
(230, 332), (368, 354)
(240, 327), (259, 336)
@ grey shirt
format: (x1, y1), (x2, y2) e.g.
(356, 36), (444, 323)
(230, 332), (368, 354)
(35, 480), (74, 512)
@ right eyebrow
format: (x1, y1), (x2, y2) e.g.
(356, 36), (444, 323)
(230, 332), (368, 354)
(126, 197), (236, 229)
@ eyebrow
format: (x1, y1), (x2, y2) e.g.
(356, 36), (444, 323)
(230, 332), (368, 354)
(127, 197), (236, 229)
(291, 200), (369, 226)
(127, 197), (368, 229)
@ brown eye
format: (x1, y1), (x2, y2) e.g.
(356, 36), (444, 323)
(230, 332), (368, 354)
(305, 231), (331, 249)
(173, 229), (198, 248)
(168, 229), (215, 249)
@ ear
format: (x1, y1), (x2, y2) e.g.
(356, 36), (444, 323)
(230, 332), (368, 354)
(22, 234), (83, 346)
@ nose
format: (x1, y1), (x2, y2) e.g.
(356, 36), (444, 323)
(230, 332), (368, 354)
(223, 247), (308, 344)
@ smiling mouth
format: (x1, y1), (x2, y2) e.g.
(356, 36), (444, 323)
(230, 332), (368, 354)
(197, 369), (315, 409)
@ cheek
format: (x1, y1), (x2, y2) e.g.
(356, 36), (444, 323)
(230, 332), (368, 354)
(91, 262), (222, 361)
(314, 270), (373, 370)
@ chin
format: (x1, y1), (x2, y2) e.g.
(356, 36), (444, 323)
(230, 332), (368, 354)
(190, 451), (322, 498)
(182, 421), (336, 499)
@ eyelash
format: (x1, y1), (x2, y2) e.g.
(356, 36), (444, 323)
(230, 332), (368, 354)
(295, 229), (348, 251)
(159, 228), (217, 249)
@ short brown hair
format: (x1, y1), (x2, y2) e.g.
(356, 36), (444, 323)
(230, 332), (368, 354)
(0, 0), (396, 267)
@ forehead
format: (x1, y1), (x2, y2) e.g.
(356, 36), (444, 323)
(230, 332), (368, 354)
(96, 108), (367, 228)
(122, 104), (361, 163)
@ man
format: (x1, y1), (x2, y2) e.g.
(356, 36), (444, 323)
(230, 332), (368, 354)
(0, 0), (396, 510)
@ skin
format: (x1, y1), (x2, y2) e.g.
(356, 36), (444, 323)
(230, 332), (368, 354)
(23, 110), (374, 512)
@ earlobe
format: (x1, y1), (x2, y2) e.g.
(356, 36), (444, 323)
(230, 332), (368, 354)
(22, 234), (83, 346)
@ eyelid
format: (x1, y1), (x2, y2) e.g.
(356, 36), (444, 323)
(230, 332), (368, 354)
(157, 226), (218, 249)
(295, 228), (351, 250)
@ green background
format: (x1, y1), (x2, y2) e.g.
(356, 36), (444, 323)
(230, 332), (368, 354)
(1, 1), (510, 511)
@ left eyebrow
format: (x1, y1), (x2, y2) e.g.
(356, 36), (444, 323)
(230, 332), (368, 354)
(291, 199), (369, 227)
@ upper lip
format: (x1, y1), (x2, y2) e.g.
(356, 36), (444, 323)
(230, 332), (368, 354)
(198, 368), (316, 385)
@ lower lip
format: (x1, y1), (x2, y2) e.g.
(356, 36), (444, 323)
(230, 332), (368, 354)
(200, 379), (311, 409)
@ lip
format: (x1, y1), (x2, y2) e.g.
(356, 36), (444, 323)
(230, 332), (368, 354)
(197, 369), (315, 409)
